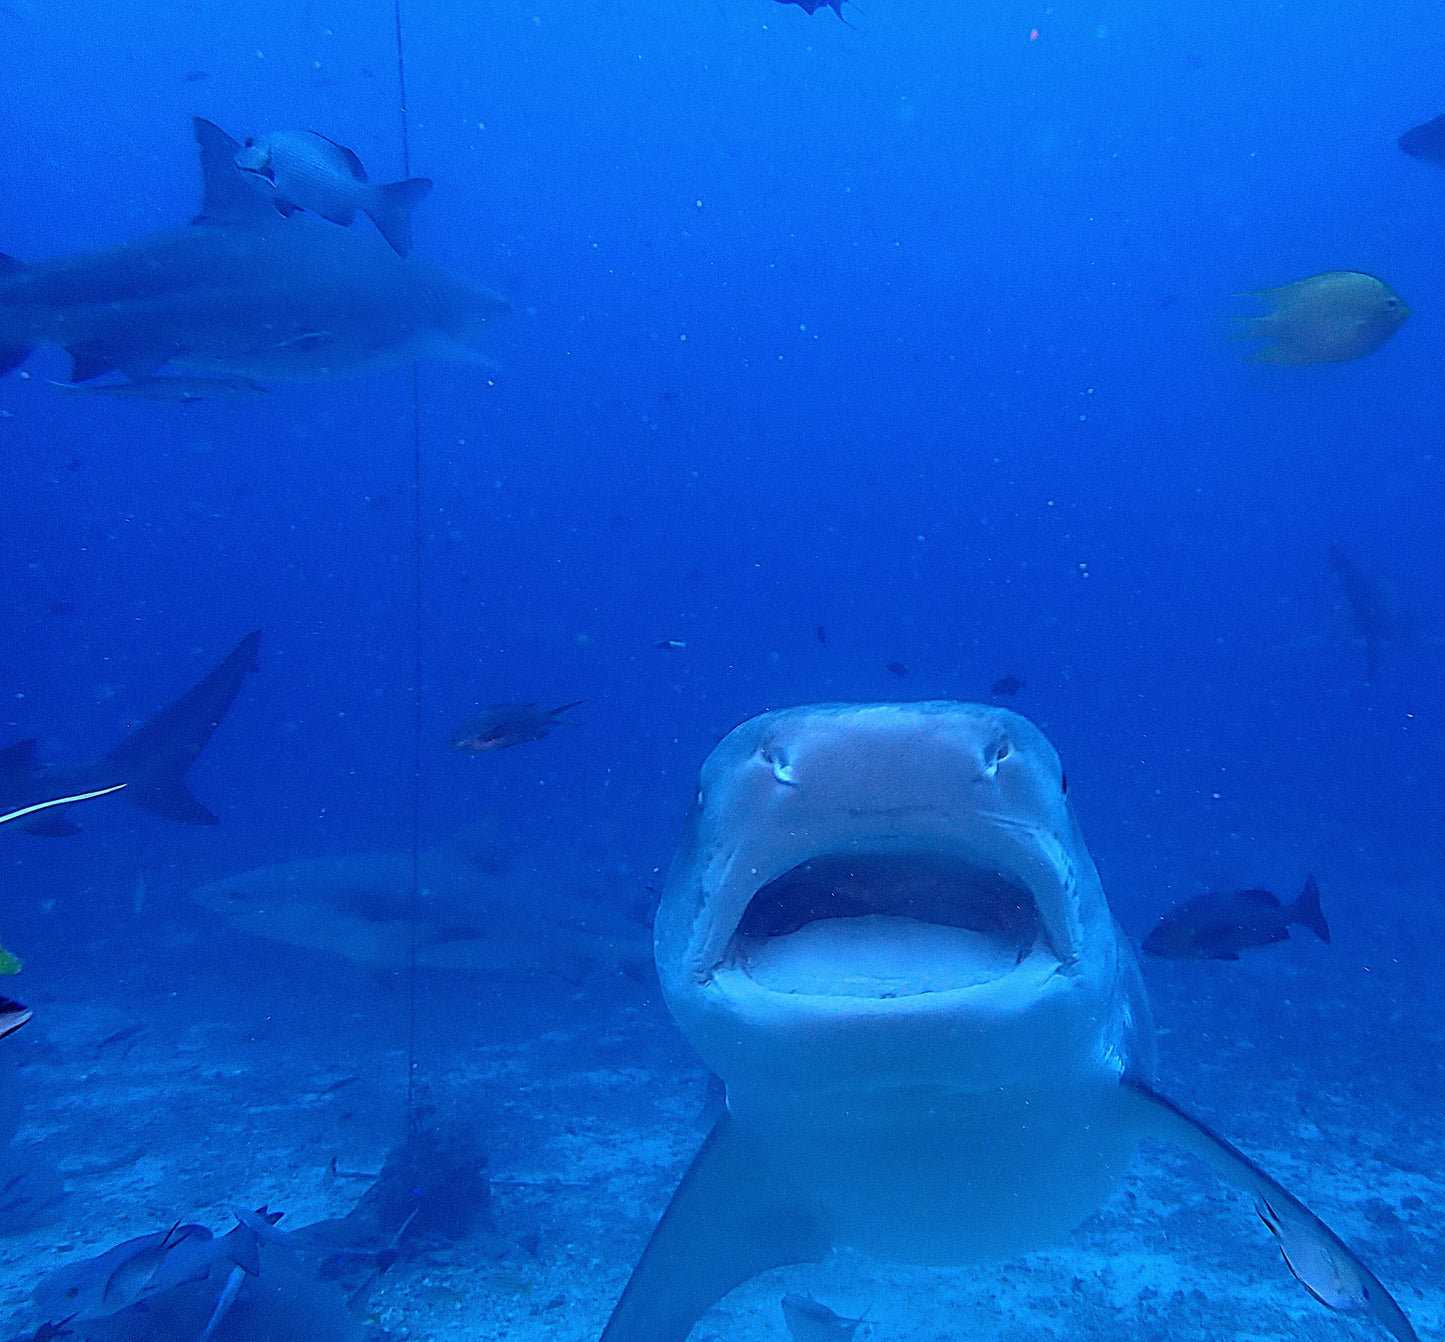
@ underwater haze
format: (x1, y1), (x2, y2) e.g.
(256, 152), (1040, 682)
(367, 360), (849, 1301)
(0, 2), (1442, 1342)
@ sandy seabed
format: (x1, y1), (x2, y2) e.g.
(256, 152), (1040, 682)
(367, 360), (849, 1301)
(0, 886), (1440, 1342)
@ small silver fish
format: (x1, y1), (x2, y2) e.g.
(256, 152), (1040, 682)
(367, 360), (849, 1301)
(234, 130), (433, 256)
(781, 1295), (864, 1342)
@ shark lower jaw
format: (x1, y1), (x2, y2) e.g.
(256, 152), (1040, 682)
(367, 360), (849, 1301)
(705, 844), (1071, 1006)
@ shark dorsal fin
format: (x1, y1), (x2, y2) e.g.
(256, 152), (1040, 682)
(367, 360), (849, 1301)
(190, 119), (276, 227)
(0, 739), (39, 775)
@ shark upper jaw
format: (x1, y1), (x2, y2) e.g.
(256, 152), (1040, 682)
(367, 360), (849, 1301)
(655, 703), (1122, 1091)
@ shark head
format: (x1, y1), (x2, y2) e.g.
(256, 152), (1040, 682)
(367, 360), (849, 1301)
(656, 701), (1153, 1101)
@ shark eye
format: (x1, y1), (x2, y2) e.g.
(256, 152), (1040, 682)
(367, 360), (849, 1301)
(757, 745), (796, 785)
(982, 738), (1012, 775)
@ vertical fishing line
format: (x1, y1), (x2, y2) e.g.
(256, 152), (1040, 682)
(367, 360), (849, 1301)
(392, 0), (424, 1144)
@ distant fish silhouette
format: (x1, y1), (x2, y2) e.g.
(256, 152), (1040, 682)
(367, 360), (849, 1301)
(774, 0), (846, 17)
(1329, 544), (1393, 680)
(884, 662), (908, 677)
(1143, 876), (1329, 961)
(1398, 113), (1445, 166)
(815, 625), (827, 646)
(782, 1294), (864, 1342)
(450, 702), (582, 753)
(990, 674), (1024, 696)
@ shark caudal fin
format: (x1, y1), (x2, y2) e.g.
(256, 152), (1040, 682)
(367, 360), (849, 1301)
(1289, 875), (1330, 944)
(101, 631), (261, 825)
(600, 1113), (830, 1342)
(365, 177), (433, 257)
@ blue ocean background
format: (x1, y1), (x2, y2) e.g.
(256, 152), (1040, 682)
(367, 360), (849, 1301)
(1, 0), (1442, 1337)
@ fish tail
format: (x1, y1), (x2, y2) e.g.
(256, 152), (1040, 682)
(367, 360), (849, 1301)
(1289, 875), (1330, 944)
(367, 177), (434, 257)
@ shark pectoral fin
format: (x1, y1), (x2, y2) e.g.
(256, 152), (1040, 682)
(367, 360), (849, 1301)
(1121, 1081), (1417, 1342)
(601, 1113), (830, 1342)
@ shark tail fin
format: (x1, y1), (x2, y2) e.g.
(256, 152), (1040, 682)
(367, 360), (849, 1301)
(102, 631), (261, 826)
(366, 177), (433, 256)
(1289, 875), (1330, 944)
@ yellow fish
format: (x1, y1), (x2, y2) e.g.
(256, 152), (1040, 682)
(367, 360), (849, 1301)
(1234, 271), (1408, 364)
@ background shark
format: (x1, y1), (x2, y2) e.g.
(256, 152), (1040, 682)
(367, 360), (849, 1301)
(0, 120), (508, 385)
(0, 631), (261, 837)
(601, 702), (1417, 1342)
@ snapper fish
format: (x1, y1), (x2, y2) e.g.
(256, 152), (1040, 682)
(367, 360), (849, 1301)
(450, 701), (583, 753)
(1143, 876), (1330, 961)
(235, 130), (433, 257)
(1232, 272), (1408, 364)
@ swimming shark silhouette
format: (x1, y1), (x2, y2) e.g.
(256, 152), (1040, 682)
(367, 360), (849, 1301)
(0, 631), (260, 836)
(0, 119), (508, 385)
(601, 702), (1417, 1342)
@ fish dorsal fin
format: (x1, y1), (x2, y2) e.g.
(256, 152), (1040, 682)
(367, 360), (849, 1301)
(312, 132), (368, 182)
(0, 739), (39, 775)
(1235, 888), (1281, 907)
(191, 118), (276, 226)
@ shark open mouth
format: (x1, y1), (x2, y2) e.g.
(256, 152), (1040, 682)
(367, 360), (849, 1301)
(725, 851), (1048, 998)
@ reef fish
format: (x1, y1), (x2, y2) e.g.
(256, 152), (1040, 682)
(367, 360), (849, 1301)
(1232, 271), (1408, 364)
(781, 1295), (863, 1342)
(234, 129), (433, 257)
(450, 701), (583, 753)
(1143, 876), (1330, 961)
(598, 702), (1415, 1342)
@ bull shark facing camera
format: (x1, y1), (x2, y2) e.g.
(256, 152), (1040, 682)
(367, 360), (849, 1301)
(601, 702), (1417, 1342)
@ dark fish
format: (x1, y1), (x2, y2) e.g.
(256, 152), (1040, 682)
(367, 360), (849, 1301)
(1329, 544), (1392, 681)
(0, 995), (31, 1039)
(885, 662), (908, 677)
(0, 630), (260, 836)
(48, 601), (74, 616)
(183, 70), (209, 82)
(450, 701), (582, 753)
(990, 674), (1024, 696)
(1398, 113), (1445, 166)
(815, 625), (827, 646)
(781, 1295), (864, 1342)
(653, 639), (686, 651)
(1143, 876), (1329, 961)
(774, 0), (846, 17)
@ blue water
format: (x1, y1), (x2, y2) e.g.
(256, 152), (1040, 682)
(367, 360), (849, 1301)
(1, 0), (1442, 1337)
